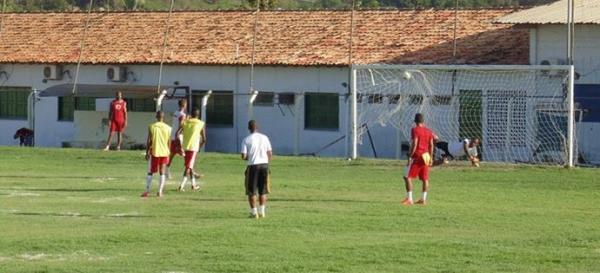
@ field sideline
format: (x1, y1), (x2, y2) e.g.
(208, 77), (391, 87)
(0, 147), (599, 273)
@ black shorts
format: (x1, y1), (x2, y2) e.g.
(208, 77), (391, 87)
(245, 164), (270, 196)
(435, 142), (453, 158)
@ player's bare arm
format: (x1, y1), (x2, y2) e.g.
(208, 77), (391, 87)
(429, 137), (434, 166)
(123, 103), (128, 128)
(267, 150), (272, 161)
(200, 128), (206, 148)
(145, 129), (152, 161)
(241, 153), (247, 160)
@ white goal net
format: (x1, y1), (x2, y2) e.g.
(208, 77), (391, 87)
(350, 65), (576, 167)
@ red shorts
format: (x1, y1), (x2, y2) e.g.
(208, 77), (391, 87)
(148, 156), (169, 173)
(184, 151), (198, 169)
(407, 158), (430, 181)
(170, 139), (183, 156)
(110, 119), (125, 132)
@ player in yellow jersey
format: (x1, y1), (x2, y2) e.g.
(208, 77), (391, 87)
(142, 111), (172, 198)
(176, 108), (206, 192)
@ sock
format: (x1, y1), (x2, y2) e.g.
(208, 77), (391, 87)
(180, 177), (188, 188)
(422, 191), (428, 201)
(158, 175), (166, 194)
(165, 167), (170, 177)
(407, 191), (413, 201)
(191, 177), (197, 187)
(259, 205), (266, 215)
(145, 175), (153, 192)
(250, 207), (258, 215)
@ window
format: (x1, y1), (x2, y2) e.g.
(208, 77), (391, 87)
(409, 95), (423, 105)
(191, 91), (234, 126)
(254, 92), (274, 107)
(432, 95), (452, 106)
(58, 96), (96, 121)
(126, 98), (155, 112)
(305, 93), (339, 130)
(0, 87), (29, 119)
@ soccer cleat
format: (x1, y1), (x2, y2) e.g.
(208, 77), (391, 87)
(249, 213), (259, 219)
(116, 146), (121, 151)
(401, 198), (413, 206)
(191, 185), (201, 192)
(177, 186), (185, 192)
(415, 199), (427, 205)
(140, 191), (150, 197)
(103, 145), (110, 151)
(258, 213), (265, 218)
(157, 192), (164, 197)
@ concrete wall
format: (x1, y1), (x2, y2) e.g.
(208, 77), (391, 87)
(0, 64), (350, 156)
(531, 25), (600, 164)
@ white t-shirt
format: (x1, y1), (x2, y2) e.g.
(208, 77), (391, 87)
(241, 132), (272, 166)
(171, 110), (186, 139)
(448, 138), (478, 157)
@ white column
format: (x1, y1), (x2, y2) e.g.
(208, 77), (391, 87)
(567, 65), (575, 168)
(350, 67), (358, 159)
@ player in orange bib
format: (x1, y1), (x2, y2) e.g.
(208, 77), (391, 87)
(141, 111), (172, 198)
(402, 113), (435, 206)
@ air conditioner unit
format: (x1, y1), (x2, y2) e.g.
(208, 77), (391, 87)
(43, 65), (63, 80)
(106, 66), (127, 82)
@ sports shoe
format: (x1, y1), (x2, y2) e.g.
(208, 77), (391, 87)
(191, 185), (201, 191)
(140, 191), (150, 197)
(103, 145), (110, 151)
(177, 186), (185, 192)
(157, 192), (164, 197)
(401, 198), (413, 205)
(258, 213), (265, 218)
(415, 199), (427, 205)
(249, 213), (259, 219)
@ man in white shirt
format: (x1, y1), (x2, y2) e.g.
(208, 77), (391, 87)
(241, 120), (272, 219)
(435, 138), (480, 166)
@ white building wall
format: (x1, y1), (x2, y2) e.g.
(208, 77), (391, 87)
(0, 64), (350, 157)
(532, 25), (600, 163)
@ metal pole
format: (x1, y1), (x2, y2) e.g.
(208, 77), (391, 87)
(156, 0), (175, 94)
(350, 67), (358, 159)
(567, 65), (575, 167)
(249, 0), (260, 94)
(566, 0), (574, 65)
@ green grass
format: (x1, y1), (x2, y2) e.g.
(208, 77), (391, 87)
(0, 147), (599, 273)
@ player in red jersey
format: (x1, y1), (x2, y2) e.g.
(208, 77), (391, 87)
(402, 113), (435, 206)
(103, 91), (128, 151)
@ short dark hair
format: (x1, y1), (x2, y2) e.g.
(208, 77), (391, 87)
(248, 120), (257, 131)
(414, 113), (424, 124)
(178, 99), (187, 108)
(192, 107), (200, 118)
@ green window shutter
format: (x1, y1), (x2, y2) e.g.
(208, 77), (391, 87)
(58, 96), (74, 121)
(305, 93), (339, 130)
(0, 87), (30, 119)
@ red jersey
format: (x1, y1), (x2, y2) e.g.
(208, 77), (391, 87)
(411, 126), (434, 159)
(110, 99), (127, 122)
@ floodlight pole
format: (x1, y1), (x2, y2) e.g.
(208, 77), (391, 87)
(567, 65), (575, 168)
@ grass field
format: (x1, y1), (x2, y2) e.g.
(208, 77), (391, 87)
(1, 147), (599, 273)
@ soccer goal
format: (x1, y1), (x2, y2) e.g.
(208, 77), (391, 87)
(350, 64), (576, 167)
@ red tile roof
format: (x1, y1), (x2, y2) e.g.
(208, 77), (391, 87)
(0, 10), (528, 66)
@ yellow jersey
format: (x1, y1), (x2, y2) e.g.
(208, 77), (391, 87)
(149, 121), (172, 157)
(182, 118), (205, 152)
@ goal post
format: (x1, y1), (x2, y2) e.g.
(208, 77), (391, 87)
(350, 64), (576, 167)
